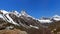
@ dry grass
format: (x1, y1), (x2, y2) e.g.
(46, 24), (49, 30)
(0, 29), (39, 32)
(0, 29), (27, 34)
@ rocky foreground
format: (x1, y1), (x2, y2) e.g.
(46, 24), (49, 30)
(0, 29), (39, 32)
(0, 29), (27, 34)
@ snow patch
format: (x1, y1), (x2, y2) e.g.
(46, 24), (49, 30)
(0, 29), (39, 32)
(38, 19), (52, 23)
(30, 25), (39, 29)
(0, 14), (4, 18)
(5, 14), (19, 26)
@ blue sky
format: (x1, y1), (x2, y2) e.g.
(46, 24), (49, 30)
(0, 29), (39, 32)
(0, 0), (60, 18)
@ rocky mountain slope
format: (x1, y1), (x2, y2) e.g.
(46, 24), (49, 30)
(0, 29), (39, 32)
(0, 10), (60, 34)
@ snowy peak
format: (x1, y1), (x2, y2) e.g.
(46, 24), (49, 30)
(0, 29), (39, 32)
(53, 15), (60, 18)
(13, 11), (19, 14)
(0, 10), (33, 18)
(21, 10), (27, 15)
(12, 11), (21, 17)
(52, 15), (60, 21)
(20, 10), (36, 19)
(21, 10), (30, 17)
(0, 10), (9, 14)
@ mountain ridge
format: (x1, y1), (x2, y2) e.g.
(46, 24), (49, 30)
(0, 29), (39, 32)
(0, 10), (60, 34)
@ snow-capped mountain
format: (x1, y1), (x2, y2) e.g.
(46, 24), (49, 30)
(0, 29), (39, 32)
(0, 10), (60, 24)
(0, 10), (60, 26)
(0, 10), (59, 34)
(0, 10), (41, 29)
